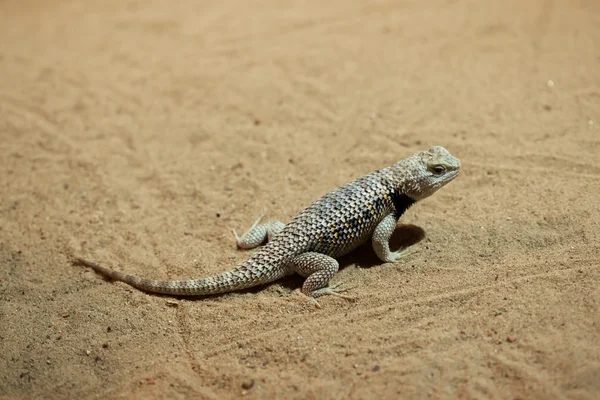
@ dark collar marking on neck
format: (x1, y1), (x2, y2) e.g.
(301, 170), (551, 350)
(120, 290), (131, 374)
(391, 190), (416, 217)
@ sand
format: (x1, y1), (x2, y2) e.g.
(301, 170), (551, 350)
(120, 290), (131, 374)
(1, 0), (599, 398)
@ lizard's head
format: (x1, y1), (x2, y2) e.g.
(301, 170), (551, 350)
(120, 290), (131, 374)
(393, 145), (461, 201)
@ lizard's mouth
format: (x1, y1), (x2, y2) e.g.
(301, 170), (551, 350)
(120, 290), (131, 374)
(446, 169), (460, 181)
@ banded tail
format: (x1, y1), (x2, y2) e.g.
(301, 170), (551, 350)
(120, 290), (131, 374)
(75, 243), (296, 296)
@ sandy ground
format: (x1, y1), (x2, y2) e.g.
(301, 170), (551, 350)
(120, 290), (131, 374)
(1, 0), (599, 399)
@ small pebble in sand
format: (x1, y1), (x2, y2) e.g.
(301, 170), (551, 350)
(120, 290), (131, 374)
(241, 379), (255, 390)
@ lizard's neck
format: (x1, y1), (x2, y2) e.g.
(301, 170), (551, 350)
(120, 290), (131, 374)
(380, 164), (417, 197)
(377, 166), (418, 217)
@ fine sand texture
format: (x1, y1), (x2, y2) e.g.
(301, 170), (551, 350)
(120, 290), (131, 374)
(1, 0), (599, 399)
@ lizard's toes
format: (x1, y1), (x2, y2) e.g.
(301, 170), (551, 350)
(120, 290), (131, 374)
(318, 287), (356, 300)
(310, 283), (356, 301)
(327, 282), (354, 293)
(388, 248), (416, 262)
(293, 289), (322, 308)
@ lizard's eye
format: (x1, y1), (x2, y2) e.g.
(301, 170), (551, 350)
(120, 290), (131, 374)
(432, 165), (446, 175)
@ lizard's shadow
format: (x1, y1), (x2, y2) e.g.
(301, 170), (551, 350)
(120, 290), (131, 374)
(277, 223), (426, 290)
(344, 223), (425, 269)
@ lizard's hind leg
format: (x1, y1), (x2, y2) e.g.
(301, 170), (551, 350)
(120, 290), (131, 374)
(233, 214), (285, 249)
(289, 252), (354, 308)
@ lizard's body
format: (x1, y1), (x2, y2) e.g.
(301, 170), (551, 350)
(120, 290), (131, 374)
(76, 146), (461, 306)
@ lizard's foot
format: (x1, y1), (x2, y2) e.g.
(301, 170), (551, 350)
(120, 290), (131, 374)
(293, 289), (322, 308)
(233, 214), (265, 243)
(311, 282), (355, 299)
(384, 248), (416, 263)
(294, 283), (356, 308)
(233, 214), (285, 249)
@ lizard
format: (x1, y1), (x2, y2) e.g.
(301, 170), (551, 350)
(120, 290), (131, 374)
(75, 145), (461, 307)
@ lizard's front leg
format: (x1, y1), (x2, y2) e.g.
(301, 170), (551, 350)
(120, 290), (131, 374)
(372, 213), (413, 262)
(288, 252), (353, 307)
(233, 214), (285, 249)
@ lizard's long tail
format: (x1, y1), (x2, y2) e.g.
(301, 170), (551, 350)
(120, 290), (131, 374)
(74, 246), (295, 296)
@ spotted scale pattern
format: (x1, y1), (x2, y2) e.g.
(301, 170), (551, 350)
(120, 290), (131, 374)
(292, 171), (411, 258)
